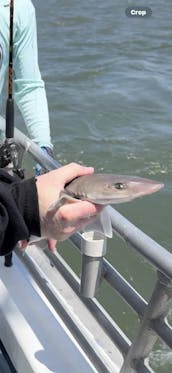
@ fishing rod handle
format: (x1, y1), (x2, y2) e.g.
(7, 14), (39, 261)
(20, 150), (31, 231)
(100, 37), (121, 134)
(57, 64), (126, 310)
(6, 98), (14, 140)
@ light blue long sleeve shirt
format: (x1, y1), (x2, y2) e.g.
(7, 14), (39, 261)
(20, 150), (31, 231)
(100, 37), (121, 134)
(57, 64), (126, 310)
(0, 0), (52, 148)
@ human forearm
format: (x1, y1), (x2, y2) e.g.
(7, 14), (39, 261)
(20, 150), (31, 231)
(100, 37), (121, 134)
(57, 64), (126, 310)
(13, 0), (52, 148)
(14, 81), (52, 148)
(0, 172), (40, 255)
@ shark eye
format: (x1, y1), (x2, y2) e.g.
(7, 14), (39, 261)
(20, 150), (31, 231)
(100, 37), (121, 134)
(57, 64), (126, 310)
(114, 182), (126, 190)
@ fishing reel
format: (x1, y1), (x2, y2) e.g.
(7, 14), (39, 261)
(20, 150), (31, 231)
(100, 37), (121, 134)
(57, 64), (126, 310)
(0, 139), (25, 268)
(0, 141), (11, 168)
(0, 140), (25, 179)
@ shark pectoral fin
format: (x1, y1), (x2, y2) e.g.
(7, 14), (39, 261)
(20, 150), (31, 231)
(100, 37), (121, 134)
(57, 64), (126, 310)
(84, 207), (113, 238)
(47, 192), (77, 212)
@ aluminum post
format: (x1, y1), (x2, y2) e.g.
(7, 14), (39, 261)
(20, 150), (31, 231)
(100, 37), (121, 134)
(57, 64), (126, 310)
(80, 231), (107, 298)
(120, 271), (172, 373)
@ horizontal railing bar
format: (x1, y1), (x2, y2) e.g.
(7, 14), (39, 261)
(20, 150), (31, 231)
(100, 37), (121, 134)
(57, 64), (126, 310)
(70, 234), (172, 352)
(71, 234), (149, 317)
(70, 234), (147, 316)
(0, 339), (17, 373)
(134, 359), (153, 373)
(153, 318), (172, 349)
(13, 126), (61, 170)
(103, 264), (172, 350)
(16, 250), (110, 373)
(107, 206), (172, 279)
(42, 249), (154, 373)
(44, 248), (131, 356)
(102, 259), (147, 317)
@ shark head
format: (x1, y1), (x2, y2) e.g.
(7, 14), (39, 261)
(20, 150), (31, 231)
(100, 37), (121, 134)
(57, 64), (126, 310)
(65, 174), (164, 204)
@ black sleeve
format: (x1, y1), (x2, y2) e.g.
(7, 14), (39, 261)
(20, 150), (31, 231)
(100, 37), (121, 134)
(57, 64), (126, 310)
(0, 170), (40, 256)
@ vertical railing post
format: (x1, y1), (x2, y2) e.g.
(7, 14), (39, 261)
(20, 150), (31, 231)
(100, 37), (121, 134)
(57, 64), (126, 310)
(120, 271), (172, 373)
(80, 231), (107, 298)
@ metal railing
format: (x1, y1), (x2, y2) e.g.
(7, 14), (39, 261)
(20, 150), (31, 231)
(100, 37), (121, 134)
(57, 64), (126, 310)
(1, 119), (172, 372)
(70, 231), (172, 373)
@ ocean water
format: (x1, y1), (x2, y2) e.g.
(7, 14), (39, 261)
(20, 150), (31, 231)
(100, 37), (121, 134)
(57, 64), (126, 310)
(17, 1), (172, 371)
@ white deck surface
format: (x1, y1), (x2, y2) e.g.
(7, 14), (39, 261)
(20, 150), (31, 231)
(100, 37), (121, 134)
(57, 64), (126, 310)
(0, 255), (98, 373)
(0, 349), (13, 373)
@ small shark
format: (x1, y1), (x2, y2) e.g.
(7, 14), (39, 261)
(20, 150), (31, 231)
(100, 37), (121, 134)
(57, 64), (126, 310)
(48, 174), (164, 237)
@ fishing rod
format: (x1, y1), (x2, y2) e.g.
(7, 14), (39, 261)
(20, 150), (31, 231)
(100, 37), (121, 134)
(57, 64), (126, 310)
(0, 0), (24, 177)
(6, 0), (14, 141)
(5, 0), (20, 172)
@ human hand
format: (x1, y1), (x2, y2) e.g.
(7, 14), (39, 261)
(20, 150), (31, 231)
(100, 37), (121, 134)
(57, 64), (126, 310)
(36, 163), (103, 241)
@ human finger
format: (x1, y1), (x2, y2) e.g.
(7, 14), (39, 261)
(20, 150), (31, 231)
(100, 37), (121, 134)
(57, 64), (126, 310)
(49, 163), (94, 186)
(47, 238), (57, 252)
(57, 201), (103, 223)
(18, 240), (28, 251)
(53, 214), (102, 241)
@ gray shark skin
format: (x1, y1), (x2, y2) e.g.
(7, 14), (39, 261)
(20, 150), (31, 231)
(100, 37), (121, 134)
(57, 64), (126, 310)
(64, 174), (164, 204)
(48, 174), (164, 238)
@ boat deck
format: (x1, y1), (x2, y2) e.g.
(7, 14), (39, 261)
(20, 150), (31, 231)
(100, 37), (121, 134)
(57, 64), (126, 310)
(0, 246), (123, 373)
(0, 340), (16, 373)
